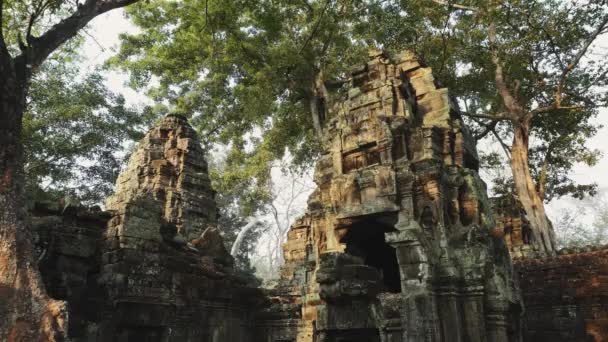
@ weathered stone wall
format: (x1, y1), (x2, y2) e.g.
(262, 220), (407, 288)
(270, 50), (522, 342)
(98, 114), (257, 341)
(491, 194), (607, 341)
(515, 248), (608, 341)
(31, 203), (110, 338)
(34, 115), (264, 341)
(491, 195), (536, 259)
(105, 114), (219, 243)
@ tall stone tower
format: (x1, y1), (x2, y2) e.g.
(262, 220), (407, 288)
(270, 51), (522, 342)
(99, 114), (251, 341)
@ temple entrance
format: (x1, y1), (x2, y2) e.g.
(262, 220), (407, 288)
(341, 216), (401, 293)
(116, 326), (165, 342)
(321, 328), (381, 342)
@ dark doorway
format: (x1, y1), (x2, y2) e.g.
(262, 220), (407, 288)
(116, 326), (165, 342)
(326, 328), (381, 342)
(341, 217), (401, 293)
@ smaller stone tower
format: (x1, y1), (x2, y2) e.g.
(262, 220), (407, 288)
(105, 113), (218, 243)
(98, 114), (252, 341)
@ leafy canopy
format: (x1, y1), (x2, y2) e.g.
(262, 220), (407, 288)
(24, 52), (150, 204)
(370, 0), (607, 202)
(111, 0), (384, 196)
(1, 0), (153, 204)
(114, 0), (607, 204)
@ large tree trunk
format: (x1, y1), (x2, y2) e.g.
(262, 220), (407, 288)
(309, 69), (329, 140)
(510, 120), (557, 256)
(0, 62), (67, 341)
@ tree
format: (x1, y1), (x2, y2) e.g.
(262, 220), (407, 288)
(207, 144), (267, 274)
(256, 160), (314, 281)
(24, 56), (149, 205)
(554, 199), (608, 249)
(466, 0), (606, 256)
(111, 0), (379, 192)
(0, 1), (142, 340)
(375, 0), (608, 256)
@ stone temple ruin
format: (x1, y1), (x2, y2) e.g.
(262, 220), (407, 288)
(33, 114), (260, 341)
(30, 51), (607, 341)
(263, 50), (521, 342)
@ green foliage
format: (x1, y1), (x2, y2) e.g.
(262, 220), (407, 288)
(528, 109), (601, 201)
(1, 1), (153, 205)
(387, 0), (607, 202)
(475, 0), (604, 201)
(110, 0), (381, 203)
(207, 147), (267, 272)
(1, 0), (82, 57)
(113, 0), (607, 206)
(23, 56), (150, 205)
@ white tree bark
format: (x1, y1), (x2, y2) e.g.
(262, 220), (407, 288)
(230, 217), (259, 257)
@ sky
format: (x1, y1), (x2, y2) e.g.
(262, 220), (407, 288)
(82, 9), (608, 228)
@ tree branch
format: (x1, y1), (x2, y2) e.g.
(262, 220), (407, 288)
(461, 110), (512, 121)
(26, 0), (52, 44)
(468, 115), (511, 158)
(474, 119), (498, 141)
(24, 0), (141, 71)
(430, 0), (477, 11)
(299, 0), (331, 54)
(529, 103), (584, 116)
(230, 217), (259, 257)
(556, 13), (608, 107)
(489, 22), (523, 115)
(492, 128), (511, 160)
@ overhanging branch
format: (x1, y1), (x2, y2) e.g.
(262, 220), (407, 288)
(492, 128), (511, 160)
(529, 103), (584, 116)
(468, 115), (511, 159)
(555, 13), (608, 107)
(299, 0), (331, 54)
(474, 119), (498, 141)
(430, 0), (477, 11)
(461, 111), (512, 121)
(24, 0), (140, 70)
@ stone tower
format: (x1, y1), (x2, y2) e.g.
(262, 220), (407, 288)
(271, 51), (522, 342)
(99, 114), (251, 341)
(105, 113), (218, 243)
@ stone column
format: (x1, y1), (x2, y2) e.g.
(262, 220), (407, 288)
(387, 229), (441, 342)
(436, 284), (464, 342)
(461, 285), (486, 342)
(485, 298), (509, 342)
